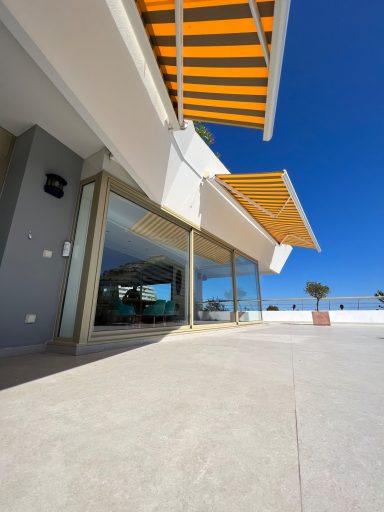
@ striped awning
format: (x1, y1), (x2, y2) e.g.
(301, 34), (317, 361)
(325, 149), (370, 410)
(131, 211), (188, 251)
(135, 0), (290, 139)
(131, 211), (231, 263)
(215, 171), (320, 251)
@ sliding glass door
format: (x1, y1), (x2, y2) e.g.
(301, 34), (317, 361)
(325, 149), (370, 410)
(93, 196), (261, 331)
(193, 233), (235, 324)
(59, 173), (264, 342)
(235, 255), (262, 322)
(94, 192), (189, 331)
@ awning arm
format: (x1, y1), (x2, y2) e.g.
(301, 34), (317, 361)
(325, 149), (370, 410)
(275, 195), (291, 218)
(215, 177), (276, 218)
(175, 0), (186, 128)
(280, 234), (315, 247)
(248, 0), (270, 68)
(281, 171), (321, 252)
(263, 0), (291, 141)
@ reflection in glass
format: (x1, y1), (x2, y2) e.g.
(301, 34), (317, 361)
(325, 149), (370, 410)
(193, 233), (234, 323)
(236, 255), (261, 322)
(94, 193), (189, 330)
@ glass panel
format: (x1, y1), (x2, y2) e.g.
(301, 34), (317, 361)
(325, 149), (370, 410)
(193, 233), (234, 324)
(236, 255), (262, 322)
(59, 182), (95, 337)
(94, 193), (189, 331)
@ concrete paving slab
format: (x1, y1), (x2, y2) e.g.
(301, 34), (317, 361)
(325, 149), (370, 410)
(295, 384), (384, 512)
(1, 324), (384, 511)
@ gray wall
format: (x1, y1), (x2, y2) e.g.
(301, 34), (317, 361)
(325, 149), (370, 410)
(0, 125), (83, 349)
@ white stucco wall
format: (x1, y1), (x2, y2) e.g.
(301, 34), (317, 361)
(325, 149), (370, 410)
(329, 311), (384, 324)
(263, 311), (312, 323)
(263, 311), (384, 324)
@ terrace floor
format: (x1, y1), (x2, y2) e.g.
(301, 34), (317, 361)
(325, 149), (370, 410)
(1, 323), (384, 511)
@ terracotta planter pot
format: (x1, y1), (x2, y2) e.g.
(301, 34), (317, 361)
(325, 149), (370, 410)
(312, 311), (331, 326)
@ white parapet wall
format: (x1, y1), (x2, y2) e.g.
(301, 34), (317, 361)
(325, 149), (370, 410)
(263, 311), (313, 323)
(263, 310), (384, 324)
(329, 311), (384, 324)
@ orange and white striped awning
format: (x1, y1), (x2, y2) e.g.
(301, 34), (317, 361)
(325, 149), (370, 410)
(135, 0), (290, 139)
(215, 171), (320, 250)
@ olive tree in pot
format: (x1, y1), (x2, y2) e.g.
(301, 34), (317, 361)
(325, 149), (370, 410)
(304, 281), (331, 325)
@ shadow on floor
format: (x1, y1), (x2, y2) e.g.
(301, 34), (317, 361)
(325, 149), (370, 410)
(0, 341), (158, 391)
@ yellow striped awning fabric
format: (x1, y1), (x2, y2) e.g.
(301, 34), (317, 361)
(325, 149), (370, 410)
(135, 0), (285, 134)
(131, 211), (231, 263)
(215, 171), (320, 251)
(131, 212), (188, 251)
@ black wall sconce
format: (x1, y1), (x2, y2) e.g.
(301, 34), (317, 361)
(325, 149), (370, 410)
(44, 173), (67, 198)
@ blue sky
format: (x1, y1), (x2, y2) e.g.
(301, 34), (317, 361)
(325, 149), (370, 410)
(206, 0), (384, 298)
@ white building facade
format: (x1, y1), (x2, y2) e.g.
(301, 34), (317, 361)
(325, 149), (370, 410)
(0, 0), (318, 354)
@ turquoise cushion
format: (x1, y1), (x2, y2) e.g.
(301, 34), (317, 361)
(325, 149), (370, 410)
(143, 300), (166, 316)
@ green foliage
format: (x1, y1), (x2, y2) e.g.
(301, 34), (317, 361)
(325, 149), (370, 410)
(203, 297), (226, 311)
(304, 281), (330, 311)
(194, 122), (215, 146)
(194, 122), (222, 160)
(375, 290), (384, 307)
(267, 305), (279, 311)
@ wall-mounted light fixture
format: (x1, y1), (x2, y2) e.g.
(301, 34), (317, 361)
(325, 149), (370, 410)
(44, 173), (67, 198)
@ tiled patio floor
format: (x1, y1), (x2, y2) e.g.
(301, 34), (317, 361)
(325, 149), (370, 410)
(1, 323), (384, 511)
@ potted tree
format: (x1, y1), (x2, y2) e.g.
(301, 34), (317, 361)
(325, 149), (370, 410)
(201, 296), (227, 321)
(374, 290), (384, 309)
(304, 281), (331, 325)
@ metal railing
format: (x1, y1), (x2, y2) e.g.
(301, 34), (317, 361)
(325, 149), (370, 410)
(195, 299), (262, 312)
(262, 296), (384, 311)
